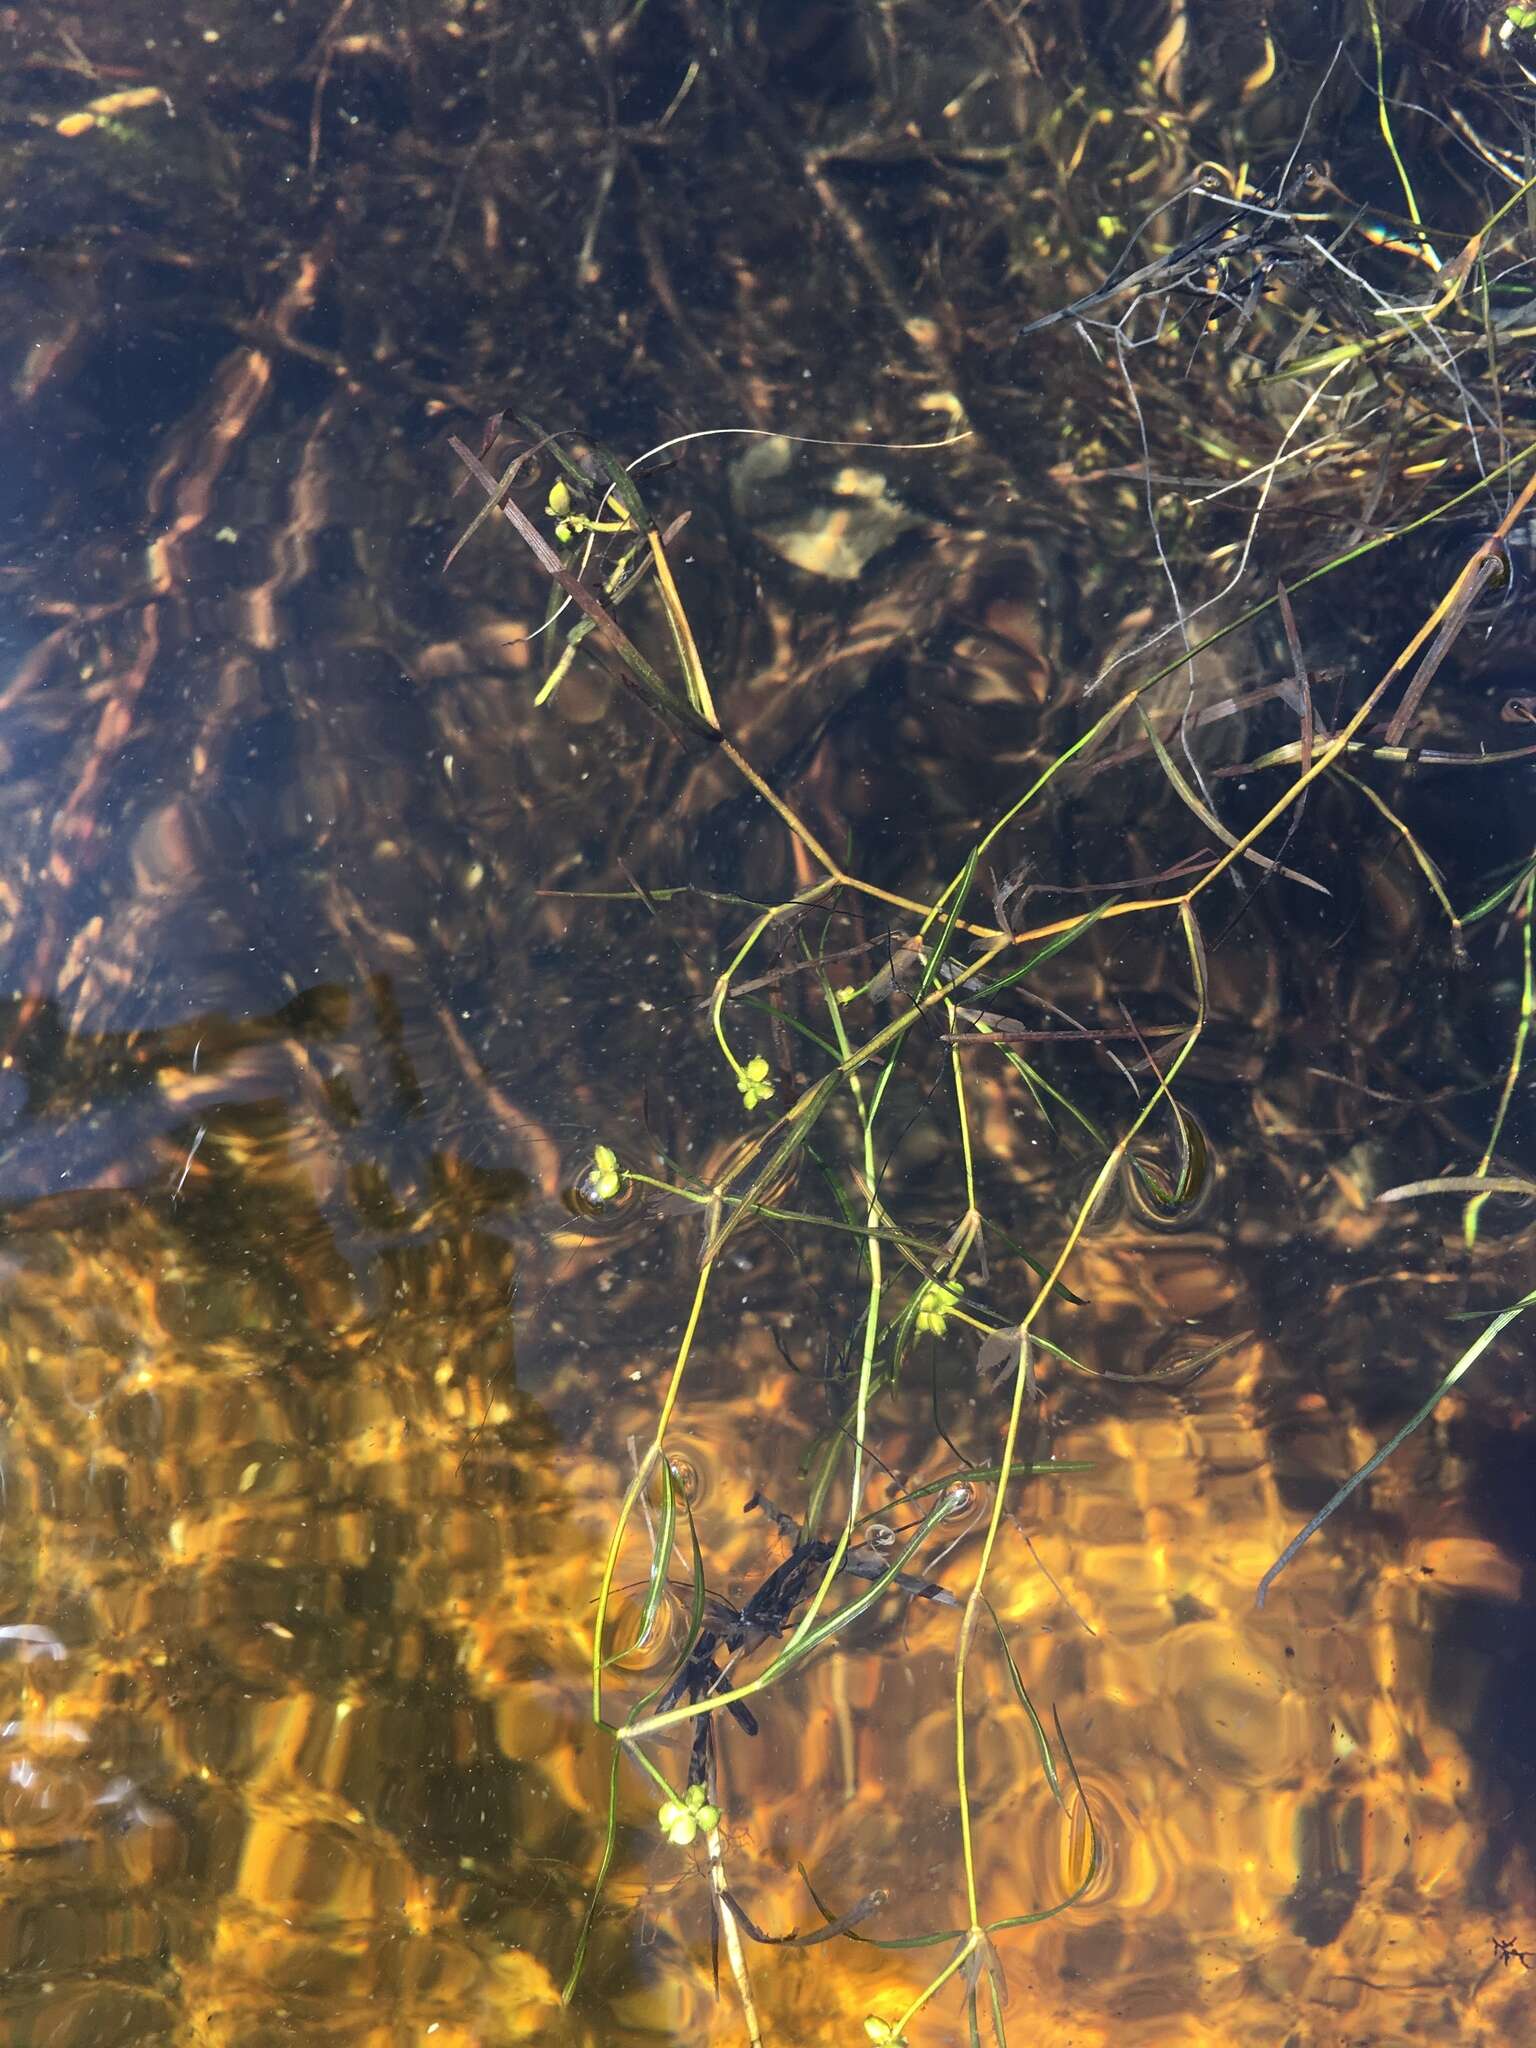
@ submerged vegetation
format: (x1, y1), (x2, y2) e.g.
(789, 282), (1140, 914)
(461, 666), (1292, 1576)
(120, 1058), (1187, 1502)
(439, 8), (1536, 2041)
(3, 1), (1536, 2044)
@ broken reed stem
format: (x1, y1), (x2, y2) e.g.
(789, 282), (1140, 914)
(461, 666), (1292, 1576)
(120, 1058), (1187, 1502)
(707, 1825), (764, 2048)
(1381, 543), (1507, 746)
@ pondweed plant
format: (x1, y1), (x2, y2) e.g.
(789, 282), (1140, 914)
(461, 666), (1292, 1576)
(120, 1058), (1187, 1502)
(446, 134), (1536, 2045)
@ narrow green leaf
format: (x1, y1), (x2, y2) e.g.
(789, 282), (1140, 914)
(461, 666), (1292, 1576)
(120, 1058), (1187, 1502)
(560, 1740), (624, 2004)
(987, 1598), (1065, 1806)
(917, 846), (983, 1004)
(1257, 1285), (1536, 1607)
(626, 1458), (678, 1669)
(701, 1069), (842, 1263)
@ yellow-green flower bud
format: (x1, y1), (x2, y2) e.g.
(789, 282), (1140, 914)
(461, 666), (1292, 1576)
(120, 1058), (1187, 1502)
(737, 1055), (775, 1110)
(584, 1144), (623, 1204)
(914, 1277), (962, 1336)
(657, 1798), (697, 1847)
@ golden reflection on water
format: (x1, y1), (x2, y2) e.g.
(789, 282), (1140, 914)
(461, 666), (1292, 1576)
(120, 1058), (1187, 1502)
(0, 1170), (584, 2048)
(595, 1242), (1536, 2047)
(0, 1051), (1532, 2046)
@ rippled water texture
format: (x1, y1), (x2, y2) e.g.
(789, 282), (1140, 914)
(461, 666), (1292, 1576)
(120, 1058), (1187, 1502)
(2, 4), (1535, 2046)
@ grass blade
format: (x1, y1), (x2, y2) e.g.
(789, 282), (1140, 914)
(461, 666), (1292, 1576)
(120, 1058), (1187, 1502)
(604, 1456), (678, 1672)
(1257, 1285), (1536, 1608)
(560, 1739), (623, 2004)
(446, 437), (718, 744)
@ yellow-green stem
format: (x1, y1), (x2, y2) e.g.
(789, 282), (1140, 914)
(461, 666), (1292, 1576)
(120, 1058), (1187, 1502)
(591, 1261), (715, 1723)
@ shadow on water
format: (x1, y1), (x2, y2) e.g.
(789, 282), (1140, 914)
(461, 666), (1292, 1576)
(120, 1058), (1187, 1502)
(1, 3), (1535, 2045)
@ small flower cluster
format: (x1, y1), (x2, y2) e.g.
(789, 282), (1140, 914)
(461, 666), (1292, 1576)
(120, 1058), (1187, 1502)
(656, 1780), (720, 1848)
(863, 2018), (909, 2046)
(736, 1054), (775, 1110)
(581, 1144), (625, 1204)
(914, 1276), (962, 1336)
(546, 476), (633, 547)
(547, 476), (579, 545)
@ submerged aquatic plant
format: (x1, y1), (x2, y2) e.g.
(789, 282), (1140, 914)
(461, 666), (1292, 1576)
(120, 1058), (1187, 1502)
(435, 11), (1536, 2038)
(657, 1782), (721, 1847)
(913, 1277), (963, 1337)
(736, 1054), (776, 1110)
(453, 383), (1536, 2034)
(579, 1144), (625, 1205)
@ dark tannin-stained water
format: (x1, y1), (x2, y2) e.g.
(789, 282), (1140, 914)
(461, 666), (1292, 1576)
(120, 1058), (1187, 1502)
(2, 6), (1535, 2046)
